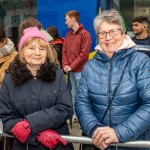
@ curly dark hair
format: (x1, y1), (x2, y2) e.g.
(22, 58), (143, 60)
(0, 26), (6, 43)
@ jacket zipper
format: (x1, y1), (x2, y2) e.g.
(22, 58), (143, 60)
(108, 61), (112, 126)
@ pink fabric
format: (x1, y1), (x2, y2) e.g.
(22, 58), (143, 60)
(19, 27), (49, 49)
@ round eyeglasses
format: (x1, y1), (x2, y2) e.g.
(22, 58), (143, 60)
(97, 29), (121, 39)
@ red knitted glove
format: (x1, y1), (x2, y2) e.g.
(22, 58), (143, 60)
(37, 129), (67, 148)
(11, 119), (31, 143)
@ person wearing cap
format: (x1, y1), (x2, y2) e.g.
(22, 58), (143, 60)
(19, 17), (53, 41)
(0, 27), (73, 150)
(132, 16), (150, 45)
(19, 17), (60, 66)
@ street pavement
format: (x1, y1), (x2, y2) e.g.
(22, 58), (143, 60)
(68, 121), (82, 150)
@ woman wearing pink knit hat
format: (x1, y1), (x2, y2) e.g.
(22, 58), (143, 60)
(0, 27), (74, 150)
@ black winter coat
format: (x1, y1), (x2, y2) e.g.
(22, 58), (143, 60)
(0, 56), (74, 150)
(53, 43), (63, 68)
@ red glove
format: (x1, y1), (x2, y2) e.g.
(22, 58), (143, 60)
(37, 129), (67, 148)
(11, 119), (31, 143)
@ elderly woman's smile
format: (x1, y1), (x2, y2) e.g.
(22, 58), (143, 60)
(98, 22), (124, 58)
(24, 41), (47, 67)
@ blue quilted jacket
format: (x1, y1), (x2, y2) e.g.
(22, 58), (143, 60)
(75, 47), (150, 150)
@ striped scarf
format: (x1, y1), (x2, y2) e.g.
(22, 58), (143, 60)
(0, 38), (15, 58)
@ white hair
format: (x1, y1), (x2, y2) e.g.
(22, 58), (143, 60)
(94, 9), (126, 34)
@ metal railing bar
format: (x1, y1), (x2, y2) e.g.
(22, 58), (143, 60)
(135, 45), (150, 51)
(62, 136), (150, 148)
(1, 133), (150, 148)
(3, 136), (6, 150)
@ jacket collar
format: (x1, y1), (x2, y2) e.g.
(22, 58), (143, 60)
(69, 24), (84, 34)
(53, 38), (64, 45)
(94, 47), (137, 62)
(8, 55), (56, 86)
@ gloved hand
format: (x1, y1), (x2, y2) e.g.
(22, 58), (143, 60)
(37, 129), (67, 148)
(11, 119), (31, 143)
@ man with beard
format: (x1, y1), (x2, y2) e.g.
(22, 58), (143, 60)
(132, 16), (150, 45)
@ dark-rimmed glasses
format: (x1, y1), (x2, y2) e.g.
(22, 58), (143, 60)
(97, 29), (121, 39)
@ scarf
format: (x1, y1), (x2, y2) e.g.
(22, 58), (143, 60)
(0, 38), (15, 58)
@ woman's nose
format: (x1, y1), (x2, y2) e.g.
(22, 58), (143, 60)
(106, 32), (112, 40)
(35, 47), (40, 55)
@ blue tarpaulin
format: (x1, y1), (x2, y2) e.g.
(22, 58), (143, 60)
(38, 0), (99, 52)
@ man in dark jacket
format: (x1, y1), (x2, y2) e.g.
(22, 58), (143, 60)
(132, 16), (150, 45)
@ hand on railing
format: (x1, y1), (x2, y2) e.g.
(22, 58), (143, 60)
(11, 119), (31, 143)
(37, 129), (67, 148)
(92, 126), (119, 150)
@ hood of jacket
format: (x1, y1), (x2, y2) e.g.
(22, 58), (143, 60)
(94, 35), (136, 61)
(53, 37), (64, 45)
(8, 55), (56, 86)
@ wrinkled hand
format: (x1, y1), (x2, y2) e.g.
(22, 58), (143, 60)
(37, 129), (67, 148)
(92, 127), (119, 150)
(11, 119), (31, 143)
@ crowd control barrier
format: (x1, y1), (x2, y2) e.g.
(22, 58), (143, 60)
(0, 131), (150, 150)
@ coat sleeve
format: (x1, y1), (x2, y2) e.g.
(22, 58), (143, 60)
(0, 75), (22, 134)
(114, 55), (150, 142)
(0, 75), (39, 146)
(75, 66), (101, 137)
(70, 32), (92, 71)
(62, 36), (68, 68)
(25, 70), (73, 134)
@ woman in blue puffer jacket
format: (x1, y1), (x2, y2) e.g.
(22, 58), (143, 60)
(75, 9), (150, 150)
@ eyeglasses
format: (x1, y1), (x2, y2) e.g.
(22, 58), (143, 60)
(97, 29), (121, 39)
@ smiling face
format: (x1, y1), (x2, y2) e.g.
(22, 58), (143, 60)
(98, 22), (125, 58)
(132, 21), (147, 35)
(23, 39), (47, 69)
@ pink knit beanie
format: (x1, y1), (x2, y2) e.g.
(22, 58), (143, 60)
(19, 27), (49, 49)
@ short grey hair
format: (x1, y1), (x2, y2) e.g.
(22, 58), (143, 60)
(94, 9), (126, 34)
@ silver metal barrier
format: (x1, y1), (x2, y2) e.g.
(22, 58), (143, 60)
(135, 45), (150, 58)
(62, 136), (150, 148)
(1, 133), (150, 149)
(135, 45), (150, 51)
